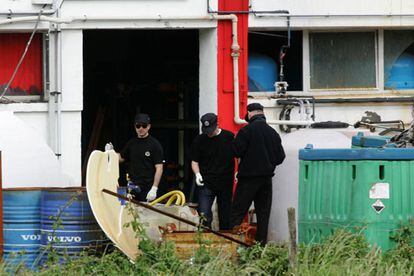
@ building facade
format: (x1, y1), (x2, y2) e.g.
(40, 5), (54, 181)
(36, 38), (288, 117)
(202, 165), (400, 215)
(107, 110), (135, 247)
(0, 0), (413, 188)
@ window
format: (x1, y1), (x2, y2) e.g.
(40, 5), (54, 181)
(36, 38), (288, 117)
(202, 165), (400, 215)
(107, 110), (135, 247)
(384, 30), (414, 90)
(309, 32), (376, 90)
(0, 33), (43, 97)
(248, 31), (303, 92)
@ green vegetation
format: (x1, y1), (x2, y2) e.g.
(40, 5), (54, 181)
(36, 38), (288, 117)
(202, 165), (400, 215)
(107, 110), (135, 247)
(3, 228), (414, 276)
(3, 207), (414, 276)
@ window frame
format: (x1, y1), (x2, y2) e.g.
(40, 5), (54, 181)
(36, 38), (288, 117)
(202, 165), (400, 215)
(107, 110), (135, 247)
(305, 29), (379, 93)
(0, 32), (48, 103)
(249, 28), (414, 97)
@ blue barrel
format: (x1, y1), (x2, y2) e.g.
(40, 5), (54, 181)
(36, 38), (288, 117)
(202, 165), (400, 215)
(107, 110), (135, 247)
(39, 188), (108, 264)
(3, 188), (42, 269)
(248, 53), (278, 92)
(385, 52), (414, 89)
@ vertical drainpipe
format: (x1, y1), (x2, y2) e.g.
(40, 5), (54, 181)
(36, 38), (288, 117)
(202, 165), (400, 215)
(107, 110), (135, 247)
(47, 26), (56, 152)
(48, 3), (62, 162)
(217, 0), (249, 133)
(55, 8), (62, 162)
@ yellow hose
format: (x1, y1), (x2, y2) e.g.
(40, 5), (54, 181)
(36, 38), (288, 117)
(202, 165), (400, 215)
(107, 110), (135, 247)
(165, 194), (179, 206)
(173, 190), (186, 205)
(148, 190), (186, 206)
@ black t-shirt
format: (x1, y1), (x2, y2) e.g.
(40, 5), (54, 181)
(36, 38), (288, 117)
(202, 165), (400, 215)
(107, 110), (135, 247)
(190, 129), (235, 190)
(120, 135), (164, 187)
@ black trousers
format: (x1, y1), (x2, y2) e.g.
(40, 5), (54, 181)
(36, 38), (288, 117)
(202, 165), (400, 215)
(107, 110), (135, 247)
(230, 177), (272, 245)
(198, 185), (232, 230)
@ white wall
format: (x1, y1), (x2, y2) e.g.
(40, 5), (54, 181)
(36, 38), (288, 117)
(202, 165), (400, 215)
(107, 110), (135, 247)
(249, 0), (414, 28)
(199, 28), (218, 119)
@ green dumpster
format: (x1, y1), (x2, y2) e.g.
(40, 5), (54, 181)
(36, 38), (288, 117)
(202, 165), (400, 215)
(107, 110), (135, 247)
(298, 144), (414, 251)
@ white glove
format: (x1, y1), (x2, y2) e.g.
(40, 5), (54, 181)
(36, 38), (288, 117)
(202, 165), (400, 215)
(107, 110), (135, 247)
(146, 186), (158, 202)
(105, 142), (114, 151)
(195, 173), (204, 186)
(235, 172), (238, 183)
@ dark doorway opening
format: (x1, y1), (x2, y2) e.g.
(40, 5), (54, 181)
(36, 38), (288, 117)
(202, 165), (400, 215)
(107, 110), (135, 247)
(82, 30), (199, 200)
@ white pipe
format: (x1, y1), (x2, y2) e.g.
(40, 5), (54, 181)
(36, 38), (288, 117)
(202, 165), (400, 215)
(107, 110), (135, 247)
(47, 30), (56, 151)
(267, 120), (314, 126)
(211, 15), (247, 125)
(255, 13), (414, 18)
(0, 15), (71, 25)
(56, 11), (62, 162)
(0, 9), (57, 16)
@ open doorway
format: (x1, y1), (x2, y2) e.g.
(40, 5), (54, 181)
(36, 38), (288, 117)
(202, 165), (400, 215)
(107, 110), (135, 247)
(82, 29), (199, 200)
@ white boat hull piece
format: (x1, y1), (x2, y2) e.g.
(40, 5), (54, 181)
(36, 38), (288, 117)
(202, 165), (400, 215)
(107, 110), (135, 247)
(86, 150), (140, 260)
(86, 150), (200, 261)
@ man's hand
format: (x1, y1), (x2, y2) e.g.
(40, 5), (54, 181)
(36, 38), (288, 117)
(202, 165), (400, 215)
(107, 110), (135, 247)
(195, 173), (204, 186)
(146, 186), (158, 201)
(105, 142), (114, 151)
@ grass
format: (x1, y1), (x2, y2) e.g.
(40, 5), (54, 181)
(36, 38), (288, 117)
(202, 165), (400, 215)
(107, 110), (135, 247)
(2, 228), (413, 276)
(3, 205), (414, 275)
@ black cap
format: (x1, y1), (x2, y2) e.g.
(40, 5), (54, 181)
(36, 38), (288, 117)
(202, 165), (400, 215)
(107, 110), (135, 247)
(247, 103), (264, 112)
(135, 113), (151, 124)
(200, 113), (218, 135)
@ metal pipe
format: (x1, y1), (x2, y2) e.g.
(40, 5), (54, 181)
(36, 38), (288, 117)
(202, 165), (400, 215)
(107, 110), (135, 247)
(206, 0), (414, 18)
(101, 188), (250, 247)
(277, 97), (414, 104)
(0, 15), (71, 25)
(0, 8), (57, 16)
(298, 99), (304, 121)
(268, 120), (314, 126)
(47, 28), (56, 151)
(206, 0), (288, 15)
(255, 13), (414, 18)
(55, 10), (62, 161)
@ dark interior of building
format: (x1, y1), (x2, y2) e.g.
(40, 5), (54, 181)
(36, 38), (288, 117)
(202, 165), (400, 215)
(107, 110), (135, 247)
(82, 29), (199, 201)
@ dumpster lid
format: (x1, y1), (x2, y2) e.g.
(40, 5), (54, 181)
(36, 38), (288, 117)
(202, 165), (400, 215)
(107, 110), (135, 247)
(299, 144), (414, 160)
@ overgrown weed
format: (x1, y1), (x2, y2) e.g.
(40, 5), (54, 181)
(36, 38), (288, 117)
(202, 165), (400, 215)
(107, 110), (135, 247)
(4, 206), (414, 276)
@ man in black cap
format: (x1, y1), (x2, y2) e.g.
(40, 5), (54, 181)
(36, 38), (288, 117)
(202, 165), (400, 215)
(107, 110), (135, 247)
(231, 103), (285, 245)
(117, 113), (164, 202)
(190, 113), (235, 230)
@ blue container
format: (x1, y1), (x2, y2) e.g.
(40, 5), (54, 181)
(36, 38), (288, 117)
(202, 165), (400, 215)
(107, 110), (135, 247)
(3, 189), (42, 269)
(117, 186), (127, 206)
(39, 188), (107, 264)
(352, 132), (394, 148)
(248, 53), (278, 92)
(385, 52), (414, 89)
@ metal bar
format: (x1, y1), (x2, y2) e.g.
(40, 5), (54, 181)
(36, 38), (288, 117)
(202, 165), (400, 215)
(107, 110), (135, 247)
(102, 189), (250, 247)
(248, 31), (287, 38)
(206, 0), (288, 15)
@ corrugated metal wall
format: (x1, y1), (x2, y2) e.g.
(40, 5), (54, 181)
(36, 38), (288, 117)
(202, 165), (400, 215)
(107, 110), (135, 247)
(0, 33), (42, 96)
